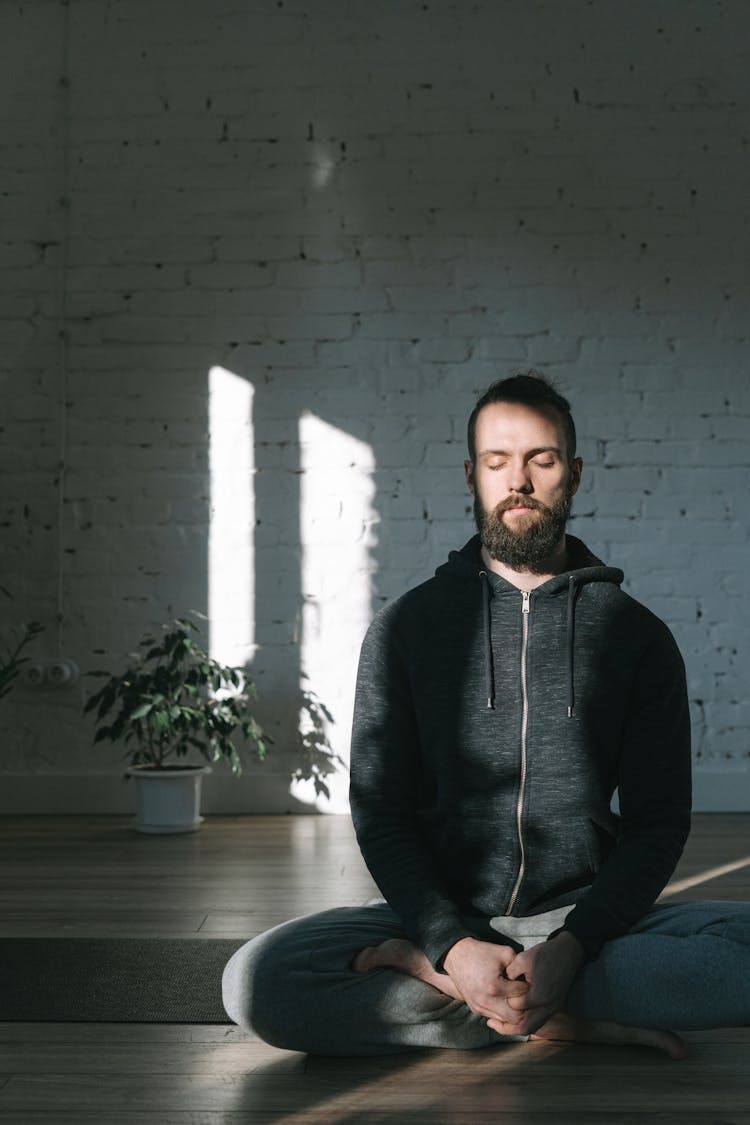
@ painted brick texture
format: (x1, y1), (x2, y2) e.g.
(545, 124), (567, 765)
(1, 0), (749, 810)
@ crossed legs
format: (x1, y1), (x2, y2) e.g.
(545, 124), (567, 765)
(222, 899), (750, 1057)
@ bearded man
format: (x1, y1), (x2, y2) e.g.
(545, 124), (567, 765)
(223, 374), (750, 1057)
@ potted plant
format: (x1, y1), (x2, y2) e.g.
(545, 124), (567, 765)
(0, 587), (44, 703)
(84, 615), (267, 833)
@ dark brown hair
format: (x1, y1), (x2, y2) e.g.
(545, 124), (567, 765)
(467, 371), (577, 463)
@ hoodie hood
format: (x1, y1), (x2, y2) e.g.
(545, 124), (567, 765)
(436, 534), (625, 716)
(436, 533), (624, 592)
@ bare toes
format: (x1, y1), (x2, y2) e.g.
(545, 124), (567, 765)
(351, 947), (378, 973)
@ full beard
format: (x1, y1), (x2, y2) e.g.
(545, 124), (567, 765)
(474, 486), (574, 572)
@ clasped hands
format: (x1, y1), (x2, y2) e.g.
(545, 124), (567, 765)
(442, 930), (584, 1037)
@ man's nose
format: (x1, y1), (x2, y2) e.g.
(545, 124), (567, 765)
(508, 460), (532, 493)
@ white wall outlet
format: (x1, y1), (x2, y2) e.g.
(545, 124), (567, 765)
(23, 659), (80, 689)
(24, 662), (46, 687)
(48, 659), (80, 687)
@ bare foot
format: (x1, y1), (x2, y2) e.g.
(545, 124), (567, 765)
(531, 1012), (687, 1059)
(352, 938), (463, 1001)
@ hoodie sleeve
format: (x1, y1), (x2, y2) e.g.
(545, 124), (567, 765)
(349, 602), (477, 969)
(560, 618), (692, 959)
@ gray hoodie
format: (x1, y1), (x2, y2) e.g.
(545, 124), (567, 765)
(350, 534), (692, 967)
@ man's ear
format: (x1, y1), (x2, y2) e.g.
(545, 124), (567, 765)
(464, 459), (475, 495)
(570, 457), (583, 495)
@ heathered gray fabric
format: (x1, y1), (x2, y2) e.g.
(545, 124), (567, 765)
(349, 534), (692, 968)
(221, 898), (750, 1053)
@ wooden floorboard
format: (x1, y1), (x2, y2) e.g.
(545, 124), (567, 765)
(0, 813), (748, 1123)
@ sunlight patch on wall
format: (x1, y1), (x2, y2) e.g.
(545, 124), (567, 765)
(295, 411), (377, 812)
(208, 366), (255, 667)
(310, 141), (336, 188)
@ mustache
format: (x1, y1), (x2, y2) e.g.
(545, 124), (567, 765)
(496, 495), (546, 513)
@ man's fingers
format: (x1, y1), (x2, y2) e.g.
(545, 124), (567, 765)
(487, 1004), (556, 1038)
(506, 985), (548, 1010)
(500, 978), (530, 997)
(471, 997), (526, 1025)
(504, 955), (529, 982)
(487, 1017), (529, 1037)
(482, 1009), (525, 1027)
(488, 1019), (538, 1038)
(506, 993), (528, 1011)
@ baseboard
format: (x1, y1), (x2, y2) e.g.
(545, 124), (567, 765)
(0, 772), (323, 815)
(0, 768), (747, 815)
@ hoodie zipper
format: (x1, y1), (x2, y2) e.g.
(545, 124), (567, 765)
(507, 589), (530, 914)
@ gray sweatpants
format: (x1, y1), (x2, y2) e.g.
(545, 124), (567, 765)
(222, 899), (750, 1055)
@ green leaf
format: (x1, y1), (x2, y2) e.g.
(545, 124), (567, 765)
(129, 701), (153, 721)
(150, 711), (170, 734)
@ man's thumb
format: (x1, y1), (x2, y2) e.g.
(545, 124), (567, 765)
(505, 954), (528, 982)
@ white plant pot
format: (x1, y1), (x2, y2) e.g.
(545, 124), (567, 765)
(125, 765), (212, 834)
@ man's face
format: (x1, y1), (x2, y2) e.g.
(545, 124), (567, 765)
(464, 401), (582, 571)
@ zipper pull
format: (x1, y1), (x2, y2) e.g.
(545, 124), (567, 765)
(521, 591), (530, 614)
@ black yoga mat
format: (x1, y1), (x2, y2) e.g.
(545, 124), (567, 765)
(0, 938), (245, 1022)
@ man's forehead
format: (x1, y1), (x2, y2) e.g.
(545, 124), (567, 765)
(474, 400), (565, 444)
(476, 441), (562, 458)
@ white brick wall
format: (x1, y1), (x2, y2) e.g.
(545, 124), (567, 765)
(1, 0), (749, 811)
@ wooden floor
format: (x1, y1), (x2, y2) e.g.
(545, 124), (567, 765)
(1, 813), (749, 1124)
